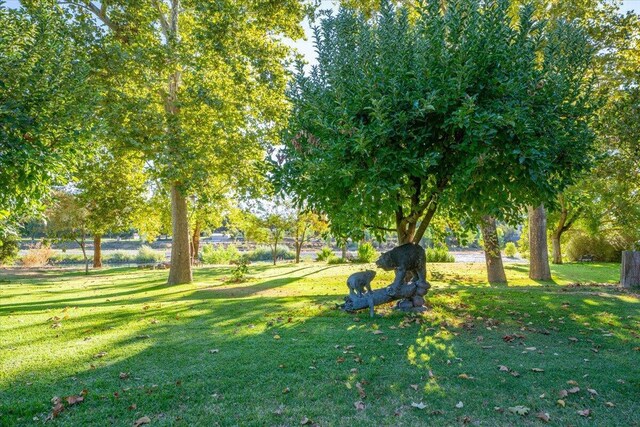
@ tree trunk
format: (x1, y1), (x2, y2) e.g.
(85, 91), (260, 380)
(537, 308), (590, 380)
(80, 238), (89, 275)
(551, 233), (563, 265)
(341, 243), (347, 259)
(480, 216), (507, 284)
(295, 242), (302, 263)
(190, 222), (201, 265)
(93, 234), (102, 268)
(168, 184), (192, 285)
(528, 205), (552, 281)
(621, 251), (640, 288)
(272, 235), (278, 265)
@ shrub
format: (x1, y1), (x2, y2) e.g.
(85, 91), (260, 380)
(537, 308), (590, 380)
(50, 253), (85, 264)
(316, 246), (335, 261)
(0, 234), (19, 266)
(21, 244), (55, 267)
(426, 246), (455, 263)
(247, 245), (295, 262)
(356, 242), (378, 263)
(201, 244), (240, 264)
(327, 256), (349, 265)
(504, 242), (518, 258)
(229, 255), (250, 282)
(565, 233), (620, 262)
(105, 252), (136, 264)
(136, 245), (166, 263)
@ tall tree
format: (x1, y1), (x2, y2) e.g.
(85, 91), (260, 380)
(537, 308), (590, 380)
(528, 205), (552, 280)
(0, 4), (93, 234)
(277, 0), (596, 246)
(291, 211), (328, 263)
(480, 216), (507, 284)
(60, 0), (306, 284)
(46, 192), (91, 274)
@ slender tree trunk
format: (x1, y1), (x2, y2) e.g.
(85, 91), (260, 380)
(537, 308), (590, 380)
(272, 235), (279, 265)
(80, 236), (89, 275)
(190, 222), (201, 265)
(168, 184), (193, 285)
(93, 234), (102, 268)
(480, 216), (507, 284)
(551, 233), (563, 265)
(528, 205), (552, 281)
(295, 241), (302, 263)
(342, 243), (347, 259)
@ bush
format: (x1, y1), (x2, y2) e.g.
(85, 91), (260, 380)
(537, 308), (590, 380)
(426, 246), (455, 263)
(229, 255), (250, 282)
(504, 242), (518, 258)
(327, 256), (349, 265)
(201, 244), (240, 264)
(316, 246), (335, 261)
(21, 244), (55, 267)
(566, 233), (620, 262)
(0, 234), (19, 266)
(50, 253), (85, 264)
(136, 245), (166, 263)
(105, 252), (136, 264)
(247, 245), (295, 262)
(356, 242), (378, 263)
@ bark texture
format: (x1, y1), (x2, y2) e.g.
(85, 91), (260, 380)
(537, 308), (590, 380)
(621, 251), (640, 288)
(93, 234), (102, 268)
(168, 184), (193, 285)
(190, 222), (201, 265)
(480, 216), (507, 284)
(528, 204), (552, 281)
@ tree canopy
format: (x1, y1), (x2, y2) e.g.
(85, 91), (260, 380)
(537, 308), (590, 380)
(276, 0), (597, 244)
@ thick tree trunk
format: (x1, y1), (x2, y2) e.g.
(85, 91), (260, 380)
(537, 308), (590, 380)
(480, 216), (507, 284)
(341, 243), (347, 259)
(528, 205), (552, 281)
(621, 251), (640, 288)
(190, 222), (201, 265)
(168, 184), (193, 285)
(93, 234), (102, 268)
(551, 233), (563, 265)
(295, 242), (302, 263)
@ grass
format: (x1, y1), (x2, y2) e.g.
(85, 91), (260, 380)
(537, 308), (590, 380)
(0, 262), (638, 426)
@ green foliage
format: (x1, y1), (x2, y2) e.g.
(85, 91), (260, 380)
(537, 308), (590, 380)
(105, 252), (135, 264)
(504, 242), (518, 258)
(277, 0), (597, 243)
(316, 246), (335, 262)
(356, 242), (378, 263)
(50, 253), (85, 265)
(0, 5), (94, 230)
(327, 256), (349, 265)
(248, 246), (295, 262)
(229, 256), (250, 283)
(0, 234), (19, 265)
(565, 233), (623, 263)
(136, 245), (166, 264)
(426, 246), (455, 263)
(201, 245), (241, 265)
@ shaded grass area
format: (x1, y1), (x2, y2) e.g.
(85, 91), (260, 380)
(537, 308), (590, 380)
(0, 262), (638, 426)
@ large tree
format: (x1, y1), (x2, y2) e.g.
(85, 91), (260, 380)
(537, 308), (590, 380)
(0, 5), (93, 234)
(277, 0), (596, 246)
(59, 0), (306, 284)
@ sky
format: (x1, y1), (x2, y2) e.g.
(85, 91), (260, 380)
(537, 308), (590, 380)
(4, 0), (638, 66)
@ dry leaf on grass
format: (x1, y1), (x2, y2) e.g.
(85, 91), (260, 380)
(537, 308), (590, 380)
(119, 372), (130, 380)
(577, 409), (592, 417)
(498, 365), (509, 372)
(508, 406), (529, 416)
(301, 417), (312, 425)
(410, 384), (419, 391)
(354, 401), (365, 410)
(536, 412), (550, 422)
(372, 330), (384, 335)
(133, 416), (151, 426)
(65, 395), (84, 405)
(355, 382), (366, 399)
(455, 401), (464, 409)
(557, 399), (566, 407)
(559, 390), (568, 398)
(568, 387), (580, 394)
(531, 368), (544, 372)
(411, 402), (427, 409)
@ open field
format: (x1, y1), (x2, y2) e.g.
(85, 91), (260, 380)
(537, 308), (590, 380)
(1, 262), (638, 426)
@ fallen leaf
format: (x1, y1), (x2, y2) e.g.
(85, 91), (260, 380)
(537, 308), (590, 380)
(354, 401), (365, 410)
(531, 368), (544, 372)
(455, 401), (464, 409)
(94, 351), (107, 358)
(559, 390), (568, 398)
(567, 380), (579, 386)
(498, 365), (510, 372)
(273, 335), (281, 340)
(536, 412), (550, 422)
(557, 399), (566, 407)
(428, 370), (435, 378)
(133, 416), (151, 426)
(301, 417), (312, 425)
(65, 395), (84, 405)
(458, 373), (474, 380)
(209, 349), (219, 354)
(119, 372), (130, 380)
(569, 337), (579, 342)
(128, 404), (137, 411)
(525, 347), (537, 351)
(283, 387), (290, 394)
(508, 406), (530, 416)
(568, 387), (580, 394)
(410, 384), (419, 391)
(355, 382), (366, 398)
(605, 401), (615, 407)
(587, 388), (598, 395)
(577, 409), (592, 417)
(411, 402), (427, 409)
(336, 357), (345, 363)
(372, 330), (384, 335)
(510, 371), (521, 377)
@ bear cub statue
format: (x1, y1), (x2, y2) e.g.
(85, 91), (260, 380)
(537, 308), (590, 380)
(347, 270), (376, 298)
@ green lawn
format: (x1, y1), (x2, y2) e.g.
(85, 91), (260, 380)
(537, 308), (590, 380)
(1, 262), (638, 426)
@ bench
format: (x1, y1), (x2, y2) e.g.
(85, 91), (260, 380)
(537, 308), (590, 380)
(578, 255), (594, 262)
